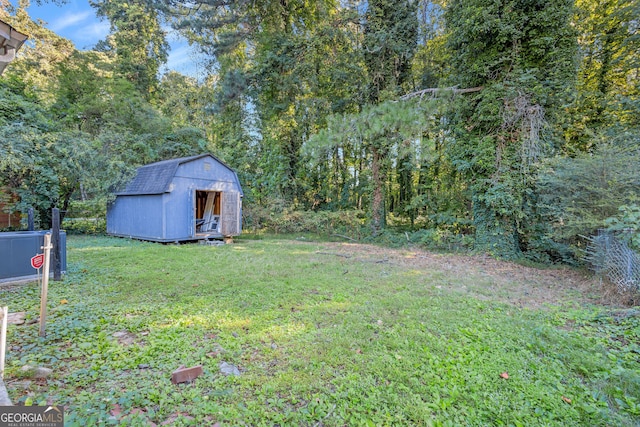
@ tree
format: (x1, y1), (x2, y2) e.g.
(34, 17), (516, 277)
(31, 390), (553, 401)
(307, 99), (436, 229)
(0, 123), (96, 228)
(567, 0), (640, 150)
(413, 0), (449, 89)
(361, 0), (418, 233)
(155, 0), (366, 207)
(444, 0), (577, 258)
(537, 132), (640, 251)
(91, 0), (169, 99)
(1, 3), (76, 104)
(157, 71), (212, 129)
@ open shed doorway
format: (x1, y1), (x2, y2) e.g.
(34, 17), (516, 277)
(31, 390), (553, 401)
(195, 190), (221, 234)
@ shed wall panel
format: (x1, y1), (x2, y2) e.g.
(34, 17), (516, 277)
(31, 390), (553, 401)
(221, 192), (241, 236)
(107, 195), (164, 239)
(172, 177), (239, 194)
(175, 159), (238, 185)
(163, 186), (195, 240)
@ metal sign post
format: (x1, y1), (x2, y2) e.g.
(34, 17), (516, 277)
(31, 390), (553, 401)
(39, 234), (52, 338)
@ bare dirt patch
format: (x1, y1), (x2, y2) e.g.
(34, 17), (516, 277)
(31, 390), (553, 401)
(313, 241), (605, 309)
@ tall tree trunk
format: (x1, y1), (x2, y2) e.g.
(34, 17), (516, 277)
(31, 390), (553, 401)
(371, 145), (385, 235)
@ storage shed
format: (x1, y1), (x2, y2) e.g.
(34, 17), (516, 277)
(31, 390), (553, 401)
(107, 154), (243, 243)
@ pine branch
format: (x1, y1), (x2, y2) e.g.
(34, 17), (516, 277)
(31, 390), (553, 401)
(400, 86), (484, 101)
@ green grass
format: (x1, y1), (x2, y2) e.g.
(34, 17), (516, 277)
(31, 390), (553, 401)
(1, 236), (639, 426)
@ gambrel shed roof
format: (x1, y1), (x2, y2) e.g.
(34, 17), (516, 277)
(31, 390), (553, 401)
(117, 154), (243, 196)
(107, 153), (243, 242)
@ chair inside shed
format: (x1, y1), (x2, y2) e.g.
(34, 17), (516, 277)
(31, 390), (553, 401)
(195, 190), (221, 233)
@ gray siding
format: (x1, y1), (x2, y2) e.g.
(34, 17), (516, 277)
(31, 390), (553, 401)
(221, 192), (241, 236)
(175, 159), (237, 186)
(107, 154), (243, 242)
(164, 187), (193, 240)
(107, 195), (165, 240)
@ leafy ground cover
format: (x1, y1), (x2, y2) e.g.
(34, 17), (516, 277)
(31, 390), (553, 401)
(1, 236), (639, 426)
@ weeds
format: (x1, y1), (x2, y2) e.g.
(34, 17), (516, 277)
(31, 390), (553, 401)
(1, 236), (638, 426)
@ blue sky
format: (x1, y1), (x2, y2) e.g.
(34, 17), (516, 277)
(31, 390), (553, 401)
(23, 0), (201, 76)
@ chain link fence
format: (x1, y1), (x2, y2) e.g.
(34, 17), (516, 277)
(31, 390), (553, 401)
(585, 230), (640, 293)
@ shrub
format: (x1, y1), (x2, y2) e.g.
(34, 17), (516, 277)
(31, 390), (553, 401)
(63, 218), (106, 235)
(537, 136), (640, 248)
(408, 228), (474, 251)
(65, 199), (107, 219)
(243, 205), (368, 239)
(604, 204), (640, 250)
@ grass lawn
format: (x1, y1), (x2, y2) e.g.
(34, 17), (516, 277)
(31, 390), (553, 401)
(1, 235), (639, 426)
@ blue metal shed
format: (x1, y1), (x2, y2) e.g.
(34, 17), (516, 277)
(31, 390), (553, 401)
(107, 154), (243, 242)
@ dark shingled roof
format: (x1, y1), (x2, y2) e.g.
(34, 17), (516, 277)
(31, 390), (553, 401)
(116, 154), (235, 196)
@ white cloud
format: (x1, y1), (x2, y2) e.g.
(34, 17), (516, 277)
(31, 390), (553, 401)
(165, 44), (208, 77)
(49, 11), (94, 33)
(76, 21), (110, 42)
(43, 9), (109, 48)
(167, 45), (192, 68)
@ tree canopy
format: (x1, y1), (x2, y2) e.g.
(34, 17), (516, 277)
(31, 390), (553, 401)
(1, 0), (638, 262)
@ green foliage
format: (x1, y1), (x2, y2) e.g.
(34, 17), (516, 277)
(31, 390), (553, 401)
(2, 236), (639, 424)
(363, 0), (418, 102)
(2, 129), (97, 227)
(243, 206), (368, 239)
(537, 134), (640, 248)
(62, 218), (107, 235)
(0, 77), (51, 129)
(567, 0), (640, 149)
(375, 228), (474, 252)
(307, 99), (440, 234)
(413, 1), (449, 88)
(444, 0), (578, 258)
(0, 11), (208, 228)
(604, 205), (640, 251)
(2, 0), (639, 264)
(90, 0), (169, 98)
(157, 72), (214, 128)
(0, 75), (102, 226)
(446, 0), (577, 91)
(0, 6), (76, 104)
(65, 199), (107, 219)
(472, 192), (521, 259)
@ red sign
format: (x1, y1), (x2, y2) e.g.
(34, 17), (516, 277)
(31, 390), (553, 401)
(31, 253), (44, 269)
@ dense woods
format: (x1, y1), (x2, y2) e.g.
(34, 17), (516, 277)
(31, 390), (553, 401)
(1, 0), (639, 261)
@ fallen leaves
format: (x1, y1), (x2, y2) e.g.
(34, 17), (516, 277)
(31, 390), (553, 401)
(562, 396), (572, 404)
(500, 372), (509, 379)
